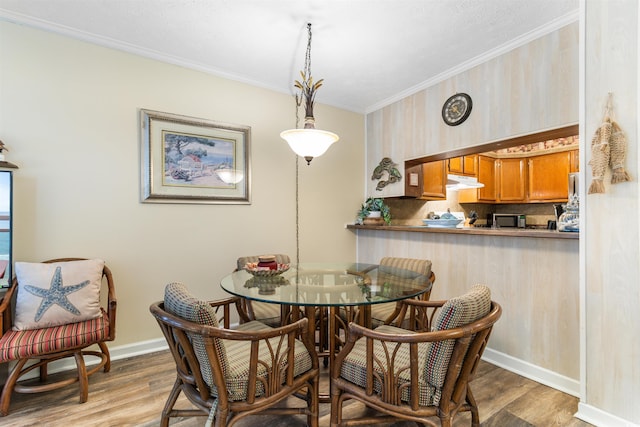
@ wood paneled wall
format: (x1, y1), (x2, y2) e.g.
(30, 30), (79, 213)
(366, 22), (579, 197)
(354, 230), (580, 383)
(581, 0), (640, 424)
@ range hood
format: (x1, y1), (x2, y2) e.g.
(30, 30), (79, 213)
(446, 174), (485, 190)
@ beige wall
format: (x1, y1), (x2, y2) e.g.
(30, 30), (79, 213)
(581, 0), (640, 424)
(0, 22), (364, 348)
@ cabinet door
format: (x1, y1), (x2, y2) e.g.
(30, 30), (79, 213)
(570, 150), (579, 172)
(448, 155), (477, 176)
(463, 155), (477, 176)
(404, 164), (422, 198)
(448, 157), (464, 174)
(422, 160), (446, 200)
(528, 151), (571, 202)
(477, 156), (497, 202)
(498, 158), (527, 202)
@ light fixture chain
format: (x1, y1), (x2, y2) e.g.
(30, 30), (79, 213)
(295, 154), (300, 268)
(304, 23), (312, 82)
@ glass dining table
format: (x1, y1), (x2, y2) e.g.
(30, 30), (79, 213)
(220, 262), (433, 374)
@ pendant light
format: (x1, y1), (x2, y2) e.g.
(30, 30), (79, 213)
(280, 23), (339, 165)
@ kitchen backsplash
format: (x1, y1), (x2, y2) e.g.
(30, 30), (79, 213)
(385, 190), (558, 227)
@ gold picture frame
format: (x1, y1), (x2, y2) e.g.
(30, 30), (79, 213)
(140, 109), (251, 204)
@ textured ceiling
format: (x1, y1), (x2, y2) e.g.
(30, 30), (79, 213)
(0, 0), (579, 113)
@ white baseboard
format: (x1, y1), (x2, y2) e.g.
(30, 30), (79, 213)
(575, 402), (640, 427)
(482, 347), (580, 397)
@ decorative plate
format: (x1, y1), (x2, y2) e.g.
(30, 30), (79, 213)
(422, 219), (463, 228)
(244, 262), (290, 277)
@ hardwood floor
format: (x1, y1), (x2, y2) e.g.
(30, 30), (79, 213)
(0, 351), (592, 427)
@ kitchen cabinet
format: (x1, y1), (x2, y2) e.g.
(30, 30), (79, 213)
(460, 150), (575, 204)
(459, 156), (526, 203)
(448, 155), (477, 176)
(570, 149), (579, 172)
(498, 158), (527, 202)
(527, 151), (571, 202)
(404, 160), (447, 200)
(458, 155), (497, 203)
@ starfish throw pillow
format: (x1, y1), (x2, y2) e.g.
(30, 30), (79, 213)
(13, 259), (105, 331)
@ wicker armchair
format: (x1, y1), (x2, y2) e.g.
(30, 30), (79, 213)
(0, 258), (116, 416)
(235, 254), (291, 327)
(150, 282), (319, 427)
(369, 257), (435, 327)
(330, 285), (501, 427)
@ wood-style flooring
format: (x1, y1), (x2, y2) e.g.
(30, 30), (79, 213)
(0, 350), (592, 427)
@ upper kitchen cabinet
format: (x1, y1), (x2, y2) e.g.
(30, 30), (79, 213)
(459, 155), (497, 202)
(365, 23), (578, 196)
(498, 158), (527, 202)
(570, 149), (579, 172)
(405, 160), (447, 200)
(448, 155), (477, 176)
(527, 151), (572, 202)
(456, 128), (579, 204)
(459, 155), (527, 203)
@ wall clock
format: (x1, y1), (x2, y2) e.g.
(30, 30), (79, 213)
(442, 93), (472, 126)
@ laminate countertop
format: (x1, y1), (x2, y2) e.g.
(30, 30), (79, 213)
(346, 224), (579, 239)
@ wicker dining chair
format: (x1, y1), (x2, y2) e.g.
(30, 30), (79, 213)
(235, 254), (291, 327)
(0, 258), (116, 416)
(150, 282), (319, 427)
(369, 257), (435, 327)
(330, 284), (501, 427)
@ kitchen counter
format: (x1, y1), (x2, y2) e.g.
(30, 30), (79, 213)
(346, 224), (578, 239)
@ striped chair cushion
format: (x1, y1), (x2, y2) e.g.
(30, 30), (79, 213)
(371, 257), (432, 326)
(236, 255), (290, 327)
(248, 301), (282, 327)
(220, 320), (313, 401)
(424, 284), (491, 404)
(340, 285), (491, 408)
(163, 282), (228, 384)
(164, 282), (313, 402)
(339, 324), (435, 405)
(0, 309), (110, 362)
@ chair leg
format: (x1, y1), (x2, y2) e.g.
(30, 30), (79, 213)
(307, 376), (319, 427)
(0, 358), (29, 416)
(39, 359), (48, 382)
(98, 341), (111, 372)
(330, 388), (341, 427)
(466, 386), (480, 427)
(73, 351), (89, 403)
(161, 377), (183, 427)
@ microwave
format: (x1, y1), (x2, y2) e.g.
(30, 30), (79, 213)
(487, 213), (526, 228)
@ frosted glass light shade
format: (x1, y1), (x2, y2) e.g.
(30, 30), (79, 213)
(280, 128), (339, 164)
(216, 168), (244, 184)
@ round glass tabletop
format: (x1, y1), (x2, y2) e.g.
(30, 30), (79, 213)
(220, 262), (432, 307)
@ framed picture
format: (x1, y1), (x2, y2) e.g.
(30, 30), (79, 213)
(140, 109), (251, 204)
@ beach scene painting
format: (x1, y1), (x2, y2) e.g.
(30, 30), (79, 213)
(161, 131), (238, 188)
(0, 171), (12, 288)
(141, 109), (251, 204)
